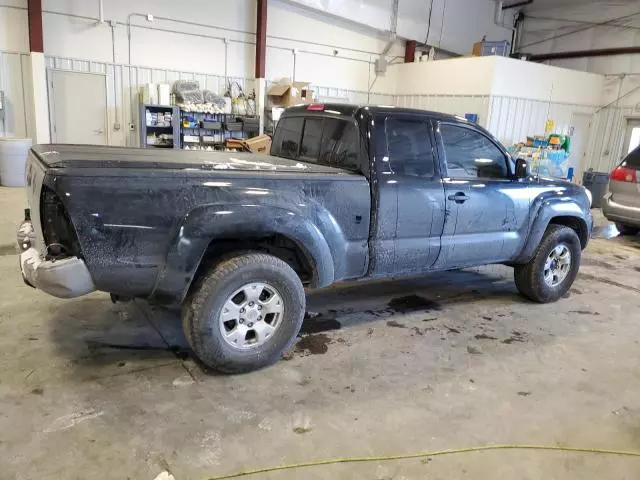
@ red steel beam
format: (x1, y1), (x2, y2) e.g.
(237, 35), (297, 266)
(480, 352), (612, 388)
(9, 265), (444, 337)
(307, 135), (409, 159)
(27, 0), (44, 53)
(255, 0), (267, 78)
(404, 40), (417, 63)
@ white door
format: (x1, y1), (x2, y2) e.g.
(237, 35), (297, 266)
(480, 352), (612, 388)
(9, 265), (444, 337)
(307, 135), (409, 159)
(50, 70), (107, 145)
(569, 112), (591, 183)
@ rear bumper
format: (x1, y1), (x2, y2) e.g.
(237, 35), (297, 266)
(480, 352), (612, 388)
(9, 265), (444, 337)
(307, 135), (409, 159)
(18, 219), (95, 298)
(602, 193), (640, 227)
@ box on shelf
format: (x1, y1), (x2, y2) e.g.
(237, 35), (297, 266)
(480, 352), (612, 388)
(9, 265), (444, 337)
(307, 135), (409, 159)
(242, 117), (260, 133)
(224, 121), (243, 132)
(201, 121), (222, 130)
(472, 40), (510, 57)
(226, 135), (272, 154)
(267, 80), (313, 107)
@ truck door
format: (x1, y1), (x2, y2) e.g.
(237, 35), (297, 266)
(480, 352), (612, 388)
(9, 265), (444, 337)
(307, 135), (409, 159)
(381, 113), (446, 275)
(434, 121), (531, 267)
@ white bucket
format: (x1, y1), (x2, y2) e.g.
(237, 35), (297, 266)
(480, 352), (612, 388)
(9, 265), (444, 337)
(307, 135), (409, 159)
(0, 138), (33, 187)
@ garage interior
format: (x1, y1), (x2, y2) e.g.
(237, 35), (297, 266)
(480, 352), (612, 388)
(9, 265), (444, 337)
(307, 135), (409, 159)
(1, 0), (640, 479)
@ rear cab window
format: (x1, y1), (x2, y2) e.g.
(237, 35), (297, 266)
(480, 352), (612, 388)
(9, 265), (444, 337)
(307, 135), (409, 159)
(270, 114), (362, 173)
(270, 118), (302, 159)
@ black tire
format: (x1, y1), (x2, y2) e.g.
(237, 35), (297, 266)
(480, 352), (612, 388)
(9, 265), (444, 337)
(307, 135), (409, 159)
(514, 225), (581, 303)
(182, 253), (305, 373)
(615, 223), (639, 236)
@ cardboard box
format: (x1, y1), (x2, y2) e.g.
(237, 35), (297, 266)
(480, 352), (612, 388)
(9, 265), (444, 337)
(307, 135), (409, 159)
(226, 135), (272, 154)
(267, 81), (313, 107)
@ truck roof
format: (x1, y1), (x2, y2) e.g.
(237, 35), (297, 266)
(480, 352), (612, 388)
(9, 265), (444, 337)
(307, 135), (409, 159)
(282, 103), (467, 123)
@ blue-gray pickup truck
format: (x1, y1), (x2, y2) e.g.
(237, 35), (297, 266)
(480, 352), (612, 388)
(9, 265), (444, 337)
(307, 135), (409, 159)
(18, 104), (593, 372)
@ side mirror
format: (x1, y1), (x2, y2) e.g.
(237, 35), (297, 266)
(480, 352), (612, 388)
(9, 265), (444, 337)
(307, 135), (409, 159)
(515, 158), (531, 179)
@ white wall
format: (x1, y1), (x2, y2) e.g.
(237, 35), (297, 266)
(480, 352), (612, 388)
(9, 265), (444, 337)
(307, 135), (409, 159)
(0, 1), (28, 52)
(490, 56), (603, 105)
(0, 0), (405, 90)
(388, 56), (497, 96)
(0, 0), (407, 142)
(2, 0), (518, 87)
(0, 0), (594, 149)
(387, 55), (603, 104)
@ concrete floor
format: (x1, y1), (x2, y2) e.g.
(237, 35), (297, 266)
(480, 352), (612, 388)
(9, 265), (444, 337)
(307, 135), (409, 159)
(1, 186), (640, 480)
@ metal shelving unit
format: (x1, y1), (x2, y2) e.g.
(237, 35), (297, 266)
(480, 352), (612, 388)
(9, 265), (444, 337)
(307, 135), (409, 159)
(139, 104), (180, 149)
(180, 110), (260, 150)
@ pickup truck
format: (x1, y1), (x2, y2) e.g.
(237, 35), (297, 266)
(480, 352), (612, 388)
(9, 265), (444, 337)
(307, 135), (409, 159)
(18, 104), (593, 373)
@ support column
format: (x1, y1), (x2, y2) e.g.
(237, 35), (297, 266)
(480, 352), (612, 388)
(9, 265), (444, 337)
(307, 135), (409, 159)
(256, 78), (266, 136)
(255, 0), (267, 78)
(255, 0), (267, 135)
(404, 40), (417, 63)
(26, 0), (50, 143)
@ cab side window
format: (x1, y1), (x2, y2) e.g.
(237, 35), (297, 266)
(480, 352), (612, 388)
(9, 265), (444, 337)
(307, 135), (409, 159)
(440, 124), (508, 179)
(385, 116), (435, 178)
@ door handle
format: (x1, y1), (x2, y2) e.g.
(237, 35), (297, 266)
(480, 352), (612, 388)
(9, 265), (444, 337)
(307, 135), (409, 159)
(447, 192), (470, 204)
(93, 129), (104, 134)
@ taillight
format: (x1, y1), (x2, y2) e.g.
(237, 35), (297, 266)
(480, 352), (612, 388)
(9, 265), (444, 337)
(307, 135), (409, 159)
(306, 104), (324, 111)
(611, 166), (638, 183)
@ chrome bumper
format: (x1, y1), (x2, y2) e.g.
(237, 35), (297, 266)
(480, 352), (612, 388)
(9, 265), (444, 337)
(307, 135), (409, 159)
(18, 219), (95, 299)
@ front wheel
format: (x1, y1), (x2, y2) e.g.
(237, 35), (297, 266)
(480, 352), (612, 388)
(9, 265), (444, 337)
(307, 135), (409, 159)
(514, 225), (581, 303)
(182, 253), (305, 373)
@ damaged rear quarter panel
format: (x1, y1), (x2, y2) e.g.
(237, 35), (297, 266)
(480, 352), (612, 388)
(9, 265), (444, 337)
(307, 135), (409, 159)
(50, 168), (370, 303)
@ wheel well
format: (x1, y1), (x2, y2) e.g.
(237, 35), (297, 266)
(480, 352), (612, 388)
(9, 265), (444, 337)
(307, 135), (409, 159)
(549, 216), (588, 248)
(191, 234), (315, 289)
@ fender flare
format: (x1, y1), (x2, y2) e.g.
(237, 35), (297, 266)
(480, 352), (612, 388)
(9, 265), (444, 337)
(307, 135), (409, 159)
(151, 204), (335, 303)
(515, 198), (589, 263)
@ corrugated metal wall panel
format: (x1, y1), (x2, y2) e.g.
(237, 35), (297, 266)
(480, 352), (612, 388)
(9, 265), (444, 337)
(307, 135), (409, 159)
(583, 105), (630, 173)
(486, 95), (596, 147)
(44, 55), (254, 147)
(393, 94), (491, 127)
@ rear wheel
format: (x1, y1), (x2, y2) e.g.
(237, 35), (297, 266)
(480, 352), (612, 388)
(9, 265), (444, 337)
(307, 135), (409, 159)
(615, 223), (639, 236)
(514, 225), (581, 303)
(182, 253), (305, 373)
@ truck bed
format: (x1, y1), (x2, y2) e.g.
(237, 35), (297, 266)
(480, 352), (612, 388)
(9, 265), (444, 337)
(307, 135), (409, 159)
(31, 144), (352, 174)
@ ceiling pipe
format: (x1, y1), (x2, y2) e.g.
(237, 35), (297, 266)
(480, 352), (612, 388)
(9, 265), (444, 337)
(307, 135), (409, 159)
(502, 0), (532, 9)
(529, 47), (640, 61)
(98, 0), (104, 23)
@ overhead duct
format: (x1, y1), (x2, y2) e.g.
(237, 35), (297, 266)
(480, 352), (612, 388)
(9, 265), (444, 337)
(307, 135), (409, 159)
(378, 0), (400, 75)
(494, 1), (516, 31)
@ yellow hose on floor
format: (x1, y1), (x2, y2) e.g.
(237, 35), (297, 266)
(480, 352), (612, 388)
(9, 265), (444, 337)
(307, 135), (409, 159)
(204, 444), (640, 480)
